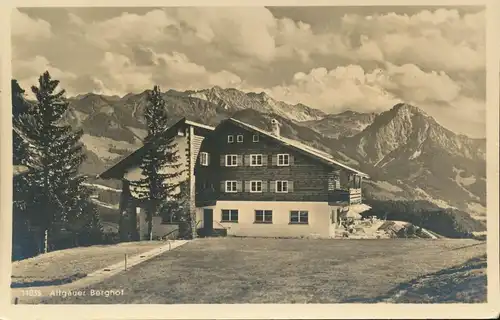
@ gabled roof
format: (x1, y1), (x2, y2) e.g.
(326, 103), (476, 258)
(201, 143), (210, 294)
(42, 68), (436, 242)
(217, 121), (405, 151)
(99, 117), (215, 179)
(228, 118), (369, 178)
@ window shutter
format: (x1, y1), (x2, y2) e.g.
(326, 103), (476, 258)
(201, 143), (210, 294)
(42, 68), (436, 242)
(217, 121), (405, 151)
(262, 155), (268, 166)
(245, 181), (251, 192)
(236, 181), (243, 192)
(237, 155), (243, 166)
(220, 181), (225, 192)
(220, 155), (225, 166)
(207, 153), (210, 166)
(270, 181), (276, 193)
(288, 181), (294, 192)
(271, 155), (277, 166)
(289, 155), (295, 165)
(262, 181), (268, 192)
(244, 154), (250, 166)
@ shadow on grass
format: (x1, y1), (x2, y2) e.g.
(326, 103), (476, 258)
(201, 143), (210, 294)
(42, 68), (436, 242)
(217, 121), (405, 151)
(342, 255), (487, 303)
(11, 272), (87, 288)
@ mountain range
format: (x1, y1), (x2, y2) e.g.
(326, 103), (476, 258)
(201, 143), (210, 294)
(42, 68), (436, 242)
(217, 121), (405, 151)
(17, 85), (487, 222)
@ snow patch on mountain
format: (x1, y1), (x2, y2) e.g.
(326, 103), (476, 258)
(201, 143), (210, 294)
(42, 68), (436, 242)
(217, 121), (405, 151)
(453, 167), (477, 186)
(189, 92), (208, 101)
(127, 126), (147, 141)
(73, 110), (89, 122)
(451, 178), (481, 201)
(358, 136), (367, 157)
(409, 149), (422, 160)
(376, 181), (405, 193)
(380, 157), (395, 168)
(414, 187), (456, 209)
(467, 202), (487, 221)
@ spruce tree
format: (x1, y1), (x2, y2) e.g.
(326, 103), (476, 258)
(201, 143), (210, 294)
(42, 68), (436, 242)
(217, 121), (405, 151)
(12, 80), (36, 258)
(18, 71), (92, 253)
(132, 85), (183, 241)
(12, 79), (31, 166)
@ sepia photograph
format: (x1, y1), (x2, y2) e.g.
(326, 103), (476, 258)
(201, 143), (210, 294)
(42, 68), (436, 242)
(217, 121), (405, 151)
(4, 3), (496, 312)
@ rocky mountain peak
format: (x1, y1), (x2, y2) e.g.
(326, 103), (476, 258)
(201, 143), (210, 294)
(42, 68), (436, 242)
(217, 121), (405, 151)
(392, 102), (428, 115)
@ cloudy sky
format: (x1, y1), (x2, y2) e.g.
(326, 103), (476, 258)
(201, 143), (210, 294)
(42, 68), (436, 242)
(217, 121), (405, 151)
(12, 6), (485, 138)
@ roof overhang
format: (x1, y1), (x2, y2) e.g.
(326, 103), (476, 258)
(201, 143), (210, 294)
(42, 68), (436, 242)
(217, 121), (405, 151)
(98, 117), (214, 180)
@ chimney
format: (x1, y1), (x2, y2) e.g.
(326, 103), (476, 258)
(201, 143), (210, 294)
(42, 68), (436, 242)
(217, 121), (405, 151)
(271, 119), (280, 137)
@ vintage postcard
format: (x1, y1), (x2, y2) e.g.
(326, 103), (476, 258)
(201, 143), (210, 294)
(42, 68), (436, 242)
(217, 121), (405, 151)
(1, 0), (499, 319)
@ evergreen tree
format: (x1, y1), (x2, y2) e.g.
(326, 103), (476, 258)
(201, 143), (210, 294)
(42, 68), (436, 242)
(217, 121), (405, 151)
(12, 80), (38, 258)
(131, 85), (183, 241)
(64, 176), (103, 246)
(18, 71), (90, 253)
(12, 79), (31, 166)
(159, 181), (194, 238)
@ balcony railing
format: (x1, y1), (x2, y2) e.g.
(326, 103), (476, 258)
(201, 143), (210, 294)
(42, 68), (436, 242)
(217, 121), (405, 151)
(328, 188), (362, 204)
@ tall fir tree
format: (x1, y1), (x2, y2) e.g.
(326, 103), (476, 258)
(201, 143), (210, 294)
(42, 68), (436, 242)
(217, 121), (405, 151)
(12, 80), (37, 259)
(12, 79), (31, 166)
(131, 85), (183, 241)
(18, 71), (94, 253)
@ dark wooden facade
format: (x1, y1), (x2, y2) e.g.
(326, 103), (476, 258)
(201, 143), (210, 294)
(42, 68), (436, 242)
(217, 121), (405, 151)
(194, 120), (364, 206)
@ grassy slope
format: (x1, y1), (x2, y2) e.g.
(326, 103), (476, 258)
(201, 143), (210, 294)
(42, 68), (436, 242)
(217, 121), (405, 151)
(380, 254), (487, 303)
(37, 238), (486, 304)
(11, 241), (166, 288)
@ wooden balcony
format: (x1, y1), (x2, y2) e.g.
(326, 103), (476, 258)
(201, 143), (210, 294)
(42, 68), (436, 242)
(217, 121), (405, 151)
(328, 188), (362, 205)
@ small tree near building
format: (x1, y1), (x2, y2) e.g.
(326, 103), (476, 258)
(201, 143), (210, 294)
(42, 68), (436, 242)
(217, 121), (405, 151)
(132, 85), (184, 241)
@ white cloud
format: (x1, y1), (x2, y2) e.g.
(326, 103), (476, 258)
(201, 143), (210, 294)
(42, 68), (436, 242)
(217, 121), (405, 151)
(89, 49), (243, 95)
(152, 50), (243, 89)
(263, 63), (482, 116)
(83, 9), (180, 48)
(13, 55), (77, 97)
(171, 7), (278, 62)
(77, 7), (318, 63)
(380, 63), (462, 102)
(67, 12), (85, 27)
(67, 7), (485, 75)
(266, 65), (402, 113)
(12, 8), (52, 40)
(95, 51), (154, 95)
(340, 9), (485, 72)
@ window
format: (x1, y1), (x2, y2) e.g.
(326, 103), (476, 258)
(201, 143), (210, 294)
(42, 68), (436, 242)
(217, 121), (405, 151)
(177, 128), (185, 136)
(225, 181), (237, 193)
(250, 180), (262, 193)
(253, 134), (259, 142)
(200, 152), (209, 166)
(250, 154), (263, 166)
(225, 154), (238, 167)
(276, 180), (289, 193)
(355, 176), (362, 188)
(255, 210), (273, 223)
(237, 135), (244, 143)
(277, 154), (290, 166)
(290, 210), (308, 224)
(227, 135), (234, 143)
(221, 209), (238, 222)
